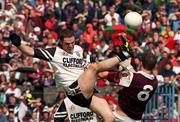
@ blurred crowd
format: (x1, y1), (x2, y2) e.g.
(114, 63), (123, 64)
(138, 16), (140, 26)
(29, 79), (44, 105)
(0, 0), (179, 121)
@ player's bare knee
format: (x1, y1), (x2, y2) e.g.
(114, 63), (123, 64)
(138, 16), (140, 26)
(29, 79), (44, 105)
(109, 115), (115, 122)
(86, 63), (99, 72)
(104, 114), (115, 122)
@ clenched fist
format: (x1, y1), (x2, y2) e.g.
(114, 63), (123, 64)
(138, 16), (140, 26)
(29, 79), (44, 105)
(9, 33), (21, 47)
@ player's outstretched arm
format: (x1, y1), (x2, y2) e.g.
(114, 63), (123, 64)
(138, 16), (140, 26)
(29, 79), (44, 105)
(120, 58), (135, 73)
(9, 33), (35, 57)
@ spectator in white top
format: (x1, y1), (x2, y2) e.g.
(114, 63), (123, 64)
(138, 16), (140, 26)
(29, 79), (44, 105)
(41, 106), (53, 122)
(28, 26), (41, 47)
(97, 40), (109, 54)
(18, 95), (28, 122)
(152, 69), (164, 86)
(104, 5), (120, 26)
(0, 63), (11, 82)
(5, 81), (21, 98)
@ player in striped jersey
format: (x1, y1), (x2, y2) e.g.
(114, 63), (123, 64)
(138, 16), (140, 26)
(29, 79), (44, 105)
(9, 29), (131, 122)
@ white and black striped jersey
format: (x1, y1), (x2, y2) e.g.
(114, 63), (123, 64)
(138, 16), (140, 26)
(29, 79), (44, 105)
(34, 45), (87, 87)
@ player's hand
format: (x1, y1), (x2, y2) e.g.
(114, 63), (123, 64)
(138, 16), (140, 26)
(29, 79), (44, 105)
(119, 34), (133, 56)
(120, 58), (135, 72)
(120, 58), (131, 67)
(114, 45), (130, 61)
(9, 33), (21, 47)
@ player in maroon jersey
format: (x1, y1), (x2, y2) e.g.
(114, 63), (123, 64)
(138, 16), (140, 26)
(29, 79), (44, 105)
(99, 51), (158, 121)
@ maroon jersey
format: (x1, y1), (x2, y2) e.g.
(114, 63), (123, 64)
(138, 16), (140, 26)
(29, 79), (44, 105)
(107, 71), (158, 120)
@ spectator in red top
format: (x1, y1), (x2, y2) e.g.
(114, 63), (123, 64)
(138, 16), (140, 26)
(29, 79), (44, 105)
(0, 32), (5, 52)
(27, 0), (45, 28)
(104, 89), (118, 106)
(44, 14), (57, 31)
(165, 36), (177, 49)
(83, 24), (97, 51)
(97, 79), (106, 87)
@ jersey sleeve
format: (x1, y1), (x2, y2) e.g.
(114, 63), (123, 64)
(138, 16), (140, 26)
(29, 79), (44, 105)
(75, 45), (84, 58)
(106, 71), (121, 84)
(119, 71), (133, 87)
(107, 70), (133, 87)
(34, 47), (56, 61)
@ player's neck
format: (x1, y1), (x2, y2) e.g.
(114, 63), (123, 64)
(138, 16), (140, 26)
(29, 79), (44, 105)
(141, 67), (151, 75)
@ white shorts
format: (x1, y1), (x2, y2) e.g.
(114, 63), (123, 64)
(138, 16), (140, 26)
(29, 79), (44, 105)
(113, 111), (141, 122)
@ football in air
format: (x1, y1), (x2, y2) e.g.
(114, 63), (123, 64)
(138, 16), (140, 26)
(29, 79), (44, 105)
(124, 12), (142, 29)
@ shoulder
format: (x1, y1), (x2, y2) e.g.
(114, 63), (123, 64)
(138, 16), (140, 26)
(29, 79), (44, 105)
(133, 71), (158, 87)
(135, 71), (155, 80)
(74, 45), (84, 57)
(15, 88), (21, 92)
(45, 47), (57, 53)
(34, 47), (58, 61)
(105, 13), (110, 17)
(56, 46), (64, 52)
(115, 13), (120, 16)
(74, 45), (83, 52)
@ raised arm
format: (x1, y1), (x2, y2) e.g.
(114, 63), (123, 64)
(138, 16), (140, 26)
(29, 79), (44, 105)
(119, 58), (135, 73)
(9, 33), (56, 61)
(9, 33), (35, 57)
(98, 70), (121, 84)
(19, 44), (34, 56)
(98, 69), (134, 87)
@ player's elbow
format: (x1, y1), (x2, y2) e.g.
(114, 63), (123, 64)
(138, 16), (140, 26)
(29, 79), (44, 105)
(19, 44), (35, 57)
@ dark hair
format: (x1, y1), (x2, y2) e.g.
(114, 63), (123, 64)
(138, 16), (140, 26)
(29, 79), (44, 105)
(142, 51), (157, 71)
(59, 29), (74, 42)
